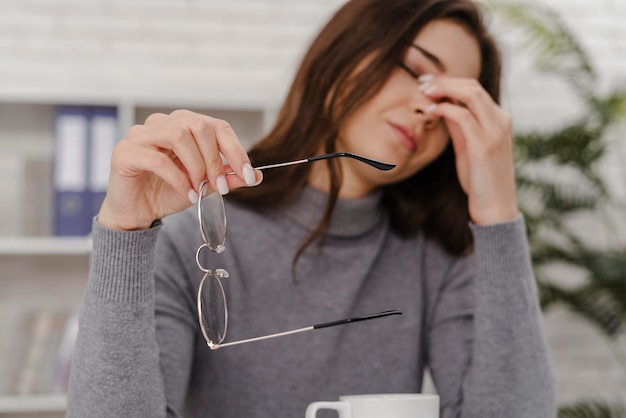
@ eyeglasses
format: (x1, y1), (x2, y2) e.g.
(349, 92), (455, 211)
(195, 152), (401, 350)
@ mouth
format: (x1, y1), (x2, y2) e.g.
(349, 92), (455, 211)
(388, 122), (417, 153)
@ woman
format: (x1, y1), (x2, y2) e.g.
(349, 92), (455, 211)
(67, 0), (556, 417)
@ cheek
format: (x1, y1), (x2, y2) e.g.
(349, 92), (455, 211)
(337, 105), (380, 148)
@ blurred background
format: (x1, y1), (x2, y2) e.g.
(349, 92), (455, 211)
(0, 0), (624, 417)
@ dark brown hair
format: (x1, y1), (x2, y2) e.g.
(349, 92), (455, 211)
(230, 0), (502, 258)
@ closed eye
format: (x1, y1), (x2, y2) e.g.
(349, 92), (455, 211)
(397, 61), (420, 79)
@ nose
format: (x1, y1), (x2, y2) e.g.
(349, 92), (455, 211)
(411, 94), (439, 129)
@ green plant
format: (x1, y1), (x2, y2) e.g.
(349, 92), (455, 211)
(485, 0), (626, 415)
(558, 400), (625, 418)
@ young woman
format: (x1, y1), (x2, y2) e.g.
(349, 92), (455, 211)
(67, 0), (556, 417)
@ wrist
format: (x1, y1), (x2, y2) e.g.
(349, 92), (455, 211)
(97, 200), (157, 231)
(469, 193), (519, 225)
(470, 207), (519, 226)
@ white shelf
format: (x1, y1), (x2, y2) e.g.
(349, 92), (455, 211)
(0, 394), (66, 413)
(0, 94), (267, 417)
(0, 237), (91, 256)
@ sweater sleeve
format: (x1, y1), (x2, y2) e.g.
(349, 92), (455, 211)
(66, 220), (170, 418)
(427, 216), (556, 418)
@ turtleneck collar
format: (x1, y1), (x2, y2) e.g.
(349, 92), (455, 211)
(279, 185), (385, 238)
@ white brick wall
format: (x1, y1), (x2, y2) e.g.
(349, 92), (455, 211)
(0, 0), (345, 105)
(0, 0), (625, 408)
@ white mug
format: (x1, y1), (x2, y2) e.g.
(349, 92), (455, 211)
(305, 393), (439, 418)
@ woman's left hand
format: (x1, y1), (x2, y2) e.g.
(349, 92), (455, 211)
(421, 76), (518, 225)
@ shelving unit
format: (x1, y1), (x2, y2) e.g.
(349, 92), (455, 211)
(0, 395), (65, 417)
(0, 251), (87, 418)
(0, 92), (269, 417)
(0, 238), (91, 257)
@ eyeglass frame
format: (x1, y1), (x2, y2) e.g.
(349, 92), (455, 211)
(194, 154), (401, 350)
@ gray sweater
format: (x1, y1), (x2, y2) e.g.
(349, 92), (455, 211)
(67, 186), (556, 418)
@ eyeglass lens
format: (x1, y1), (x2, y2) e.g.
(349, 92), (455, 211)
(198, 269), (228, 348)
(199, 182), (227, 254)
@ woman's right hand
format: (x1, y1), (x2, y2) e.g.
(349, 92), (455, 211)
(97, 110), (262, 231)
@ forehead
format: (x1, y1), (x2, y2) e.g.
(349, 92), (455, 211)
(411, 19), (481, 79)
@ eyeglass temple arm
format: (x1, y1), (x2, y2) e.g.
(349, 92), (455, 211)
(304, 152), (395, 171)
(215, 310), (402, 349)
(313, 309), (402, 329)
(226, 152), (395, 176)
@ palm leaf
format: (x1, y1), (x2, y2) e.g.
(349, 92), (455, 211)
(558, 399), (626, 418)
(485, 0), (596, 96)
(593, 88), (626, 127)
(487, 0), (626, 412)
(533, 238), (626, 337)
(539, 282), (623, 337)
(517, 176), (604, 215)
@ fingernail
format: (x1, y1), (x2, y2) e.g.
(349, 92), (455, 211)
(422, 84), (437, 95)
(188, 189), (198, 204)
(425, 104), (437, 113)
(242, 163), (256, 186)
(418, 74), (435, 83)
(216, 175), (229, 195)
(248, 170), (263, 187)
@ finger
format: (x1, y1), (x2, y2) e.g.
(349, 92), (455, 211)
(429, 100), (515, 192)
(420, 77), (496, 127)
(142, 112), (168, 126)
(135, 110), (257, 193)
(201, 115), (256, 186)
(170, 110), (256, 188)
(427, 101), (482, 147)
(223, 164), (264, 188)
(114, 139), (193, 202)
(125, 122), (207, 194)
(134, 110), (243, 194)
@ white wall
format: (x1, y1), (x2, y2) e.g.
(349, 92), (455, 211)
(0, 0), (624, 407)
(0, 0), (344, 107)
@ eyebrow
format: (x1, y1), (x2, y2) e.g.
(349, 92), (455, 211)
(410, 44), (446, 72)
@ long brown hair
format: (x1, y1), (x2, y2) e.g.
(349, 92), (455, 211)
(230, 0), (502, 258)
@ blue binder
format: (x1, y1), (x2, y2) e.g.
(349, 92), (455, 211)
(88, 106), (118, 224)
(53, 106), (91, 236)
(53, 105), (119, 236)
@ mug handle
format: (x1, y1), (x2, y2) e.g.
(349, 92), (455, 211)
(305, 401), (349, 418)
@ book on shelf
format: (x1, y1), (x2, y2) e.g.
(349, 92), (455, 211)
(21, 156), (54, 237)
(10, 309), (79, 396)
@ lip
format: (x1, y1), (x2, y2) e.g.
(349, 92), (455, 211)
(388, 122), (417, 152)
